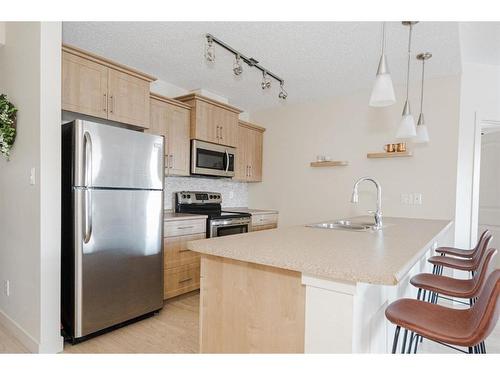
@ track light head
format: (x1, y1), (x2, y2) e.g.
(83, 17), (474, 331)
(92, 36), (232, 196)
(278, 83), (288, 100)
(205, 36), (215, 63)
(233, 54), (243, 76)
(261, 71), (271, 90)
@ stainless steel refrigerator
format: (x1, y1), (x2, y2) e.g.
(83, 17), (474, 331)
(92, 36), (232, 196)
(61, 119), (164, 342)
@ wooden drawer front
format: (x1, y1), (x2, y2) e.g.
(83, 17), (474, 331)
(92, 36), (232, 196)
(251, 213), (278, 227)
(252, 223), (277, 232)
(164, 262), (200, 299)
(164, 219), (206, 237)
(164, 233), (204, 269)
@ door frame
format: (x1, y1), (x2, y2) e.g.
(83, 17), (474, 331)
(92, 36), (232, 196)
(470, 112), (500, 246)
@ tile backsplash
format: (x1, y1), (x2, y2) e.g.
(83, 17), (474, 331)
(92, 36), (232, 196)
(164, 176), (248, 209)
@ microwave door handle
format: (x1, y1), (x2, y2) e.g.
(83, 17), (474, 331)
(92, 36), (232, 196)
(225, 149), (229, 173)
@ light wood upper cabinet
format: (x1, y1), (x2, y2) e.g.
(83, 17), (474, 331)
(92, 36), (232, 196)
(148, 94), (191, 176)
(62, 51), (108, 118)
(236, 121), (265, 182)
(175, 93), (241, 148)
(107, 69), (151, 128)
(62, 44), (156, 129)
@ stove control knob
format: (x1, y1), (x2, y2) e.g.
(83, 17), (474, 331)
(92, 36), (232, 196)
(187, 194), (191, 199)
(182, 194), (186, 199)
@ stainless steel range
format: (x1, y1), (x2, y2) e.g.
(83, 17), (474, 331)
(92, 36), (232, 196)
(175, 191), (251, 238)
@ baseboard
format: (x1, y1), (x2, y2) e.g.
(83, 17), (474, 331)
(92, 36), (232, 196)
(0, 307), (39, 353)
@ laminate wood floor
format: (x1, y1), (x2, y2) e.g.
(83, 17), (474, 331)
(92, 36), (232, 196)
(0, 291), (498, 354)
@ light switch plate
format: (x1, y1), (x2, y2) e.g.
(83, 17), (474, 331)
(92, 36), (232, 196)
(414, 193), (422, 205)
(29, 168), (36, 185)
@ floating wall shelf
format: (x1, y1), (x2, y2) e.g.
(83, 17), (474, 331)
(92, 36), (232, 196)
(310, 161), (349, 167)
(367, 151), (413, 159)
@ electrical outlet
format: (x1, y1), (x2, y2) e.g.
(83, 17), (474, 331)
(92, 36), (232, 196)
(4, 280), (10, 297)
(414, 193), (422, 205)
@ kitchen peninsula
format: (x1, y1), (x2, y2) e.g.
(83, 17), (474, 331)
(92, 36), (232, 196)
(188, 216), (453, 353)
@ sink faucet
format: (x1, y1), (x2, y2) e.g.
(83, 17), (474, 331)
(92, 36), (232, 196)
(351, 177), (383, 230)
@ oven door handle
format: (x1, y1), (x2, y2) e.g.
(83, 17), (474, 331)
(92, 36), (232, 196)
(225, 149), (229, 173)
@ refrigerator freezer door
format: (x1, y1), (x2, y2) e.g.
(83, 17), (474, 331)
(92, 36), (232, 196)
(74, 188), (164, 338)
(73, 120), (164, 190)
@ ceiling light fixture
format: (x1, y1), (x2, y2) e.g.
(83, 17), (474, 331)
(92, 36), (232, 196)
(233, 54), (243, 76)
(396, 21), (419, 140)
(369, 22), (396, 107)
(414, 52), (432, 144)
(205, 35), (215, 63)
(204, 33), (287, 100)
(261, 71), (271, 90)
(279, 82), (288, 100)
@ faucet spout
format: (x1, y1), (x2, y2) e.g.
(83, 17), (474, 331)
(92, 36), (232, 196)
(351, 177), (383, 229)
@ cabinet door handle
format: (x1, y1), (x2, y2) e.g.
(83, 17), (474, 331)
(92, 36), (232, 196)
(179, 277), (193, 283)
(177, 225), (195, 230)
(216, 126), (220, 140)
(178, 249), (191, 253)
(103, 93), (107, 112)
(220, 126), (223, 140)
(109, 95), (114, 113)
(249, 165), (252, 177)
(171, 154), (174, 168)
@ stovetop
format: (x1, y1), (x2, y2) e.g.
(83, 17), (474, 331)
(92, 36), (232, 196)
(174, 191), (250, 221)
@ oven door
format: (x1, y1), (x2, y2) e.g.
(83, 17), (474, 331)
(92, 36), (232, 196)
(191, 140), (235, 177)
(209, 218), (251, 238)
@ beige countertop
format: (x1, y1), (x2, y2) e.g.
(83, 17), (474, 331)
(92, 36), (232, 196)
(224, 207), (279, 215)
(187, 216), (453, 285)
(163, 211), (208, 222)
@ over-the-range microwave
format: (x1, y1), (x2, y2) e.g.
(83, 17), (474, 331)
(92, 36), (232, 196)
(191, 139), (236, 178)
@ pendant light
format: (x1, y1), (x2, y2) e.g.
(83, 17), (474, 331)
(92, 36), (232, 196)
(396, 21), (419, 139)
(414, 52), (432, 143)
(369, 22), (396, 107)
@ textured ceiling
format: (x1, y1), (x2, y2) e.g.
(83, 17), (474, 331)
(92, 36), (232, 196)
(62, 22), (462, 112)
(460, 22), (500, 65)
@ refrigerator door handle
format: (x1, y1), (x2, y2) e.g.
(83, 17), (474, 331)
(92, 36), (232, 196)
(83, 131), (92, 187)
(83, 189), (92, 243)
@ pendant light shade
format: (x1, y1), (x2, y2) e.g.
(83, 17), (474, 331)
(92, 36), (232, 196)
(396, 21), (419, 140)
(414, 113), (429, 143)
(369, 23), (396, 107)
(413, 52), (432, 144)
(396, 100), (417, 138)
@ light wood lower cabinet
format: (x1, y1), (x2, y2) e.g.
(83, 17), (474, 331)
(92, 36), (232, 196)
(251, 213), (278, 231)
(148, 94), (191, 176)
(163, 220), (205, 299)
(235, 121), (265, 182)
(62, 44), (155, 129)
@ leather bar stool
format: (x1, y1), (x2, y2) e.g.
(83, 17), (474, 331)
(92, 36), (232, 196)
(428, 232), (492, 277)
(411, 248), (497, 306)
(436, 230), (490, 259)
(385, 269), (500, 354)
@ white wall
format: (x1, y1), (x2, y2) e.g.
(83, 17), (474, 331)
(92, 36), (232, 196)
(0, 22), (63, 353)
(248, 76), (461, 228)
(454, 63), (500, 248)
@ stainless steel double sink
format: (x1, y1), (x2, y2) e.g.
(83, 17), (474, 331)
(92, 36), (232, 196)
(306, 220), (377, 231)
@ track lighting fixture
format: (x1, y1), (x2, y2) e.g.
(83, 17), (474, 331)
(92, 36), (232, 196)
(205, 36), (215, 63)
(204, 34), (286, 100)
(261, 71), (271, 90)
(279, 83), (288, 100)
(233, 54), (243, 76)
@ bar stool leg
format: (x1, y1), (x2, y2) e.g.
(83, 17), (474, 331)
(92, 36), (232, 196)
(468, 347), (473, 354)
(392, 326), (401, 354)
(413, 335), (419, 353)
(401, 329), (408, 354)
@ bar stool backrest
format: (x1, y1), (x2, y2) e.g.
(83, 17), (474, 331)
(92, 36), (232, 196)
(470, 269), (500, 344)
(472, 248), (498, 295)
(471, 233), (493, 264)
